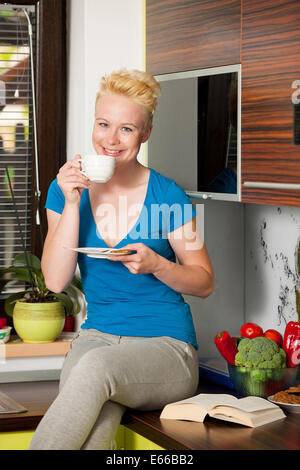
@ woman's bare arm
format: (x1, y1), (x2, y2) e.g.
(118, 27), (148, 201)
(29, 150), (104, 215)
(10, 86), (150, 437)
(41, 207), (80, 293)
(155, 216), (214, 297)
(41, 155), (90, 292)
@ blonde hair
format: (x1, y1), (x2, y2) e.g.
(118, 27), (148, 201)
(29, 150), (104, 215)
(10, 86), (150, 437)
(96, 69), (161, 128)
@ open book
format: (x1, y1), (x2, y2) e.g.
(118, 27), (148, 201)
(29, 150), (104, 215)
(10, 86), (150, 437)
(160, 393), (286, 428)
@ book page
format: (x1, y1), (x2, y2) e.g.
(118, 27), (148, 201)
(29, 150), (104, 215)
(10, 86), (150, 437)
(169, 394), (239, 411)
(211, 396), (278, 413)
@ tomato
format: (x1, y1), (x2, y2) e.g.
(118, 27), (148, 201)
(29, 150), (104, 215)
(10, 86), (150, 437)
(240, 322), (263, 339)
(263, 329), (283, 347)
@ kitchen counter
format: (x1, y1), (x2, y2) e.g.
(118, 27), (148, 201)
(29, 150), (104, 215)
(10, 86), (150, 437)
(1, 378), (300, 450)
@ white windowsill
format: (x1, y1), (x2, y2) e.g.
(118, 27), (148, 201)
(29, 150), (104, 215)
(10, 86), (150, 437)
(0, 332), (75, 384)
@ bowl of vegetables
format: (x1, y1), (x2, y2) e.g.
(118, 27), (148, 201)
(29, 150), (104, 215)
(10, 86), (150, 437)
(228, 365), (298, 398)
(215, 322), (300, 398)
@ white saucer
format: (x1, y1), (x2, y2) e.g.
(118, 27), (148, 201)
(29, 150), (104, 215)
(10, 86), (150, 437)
(68, 247), (133, 259)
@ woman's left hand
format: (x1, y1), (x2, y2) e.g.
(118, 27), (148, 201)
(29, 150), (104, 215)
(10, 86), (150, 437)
(108, 243), (163, 275)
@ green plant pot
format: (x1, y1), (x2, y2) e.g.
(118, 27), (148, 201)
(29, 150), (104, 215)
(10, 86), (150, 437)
(13, 299), (65, 343)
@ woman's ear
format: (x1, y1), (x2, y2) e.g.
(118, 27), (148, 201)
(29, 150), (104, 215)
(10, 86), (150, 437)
(142, 125), (152, 143)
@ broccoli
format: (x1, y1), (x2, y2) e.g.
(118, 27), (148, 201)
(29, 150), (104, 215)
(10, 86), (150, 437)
(231, 337), (287, 396)
(235, 336), (286, 369)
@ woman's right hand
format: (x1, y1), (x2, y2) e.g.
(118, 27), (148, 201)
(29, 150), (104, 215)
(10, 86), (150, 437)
(57, 154), (90, 205)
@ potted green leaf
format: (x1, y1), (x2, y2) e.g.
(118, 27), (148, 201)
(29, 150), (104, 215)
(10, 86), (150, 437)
(0, 252), (85, 343)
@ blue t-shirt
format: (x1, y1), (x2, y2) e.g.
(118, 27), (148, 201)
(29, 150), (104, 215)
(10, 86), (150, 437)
(45, 168), (198, 348)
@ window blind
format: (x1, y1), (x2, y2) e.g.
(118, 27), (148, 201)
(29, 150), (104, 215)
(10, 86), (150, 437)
(0, 5), (36, 293)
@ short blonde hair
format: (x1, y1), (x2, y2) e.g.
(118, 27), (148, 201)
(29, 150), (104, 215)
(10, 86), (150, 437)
(96, 69), (161, 128)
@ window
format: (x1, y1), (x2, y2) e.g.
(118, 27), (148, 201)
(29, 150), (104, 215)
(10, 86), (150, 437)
(0, 5), (35, 281)
(0, 0), (66, 296)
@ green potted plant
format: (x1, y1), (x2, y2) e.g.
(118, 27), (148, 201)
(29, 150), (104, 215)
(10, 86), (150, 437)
(0, 252), (85, 343)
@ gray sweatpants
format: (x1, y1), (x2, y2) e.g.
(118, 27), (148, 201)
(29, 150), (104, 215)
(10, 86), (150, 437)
(29, 328), (199, 450)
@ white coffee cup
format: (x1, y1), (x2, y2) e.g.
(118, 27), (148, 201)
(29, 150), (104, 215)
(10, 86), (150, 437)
(79, 154), (116, 182)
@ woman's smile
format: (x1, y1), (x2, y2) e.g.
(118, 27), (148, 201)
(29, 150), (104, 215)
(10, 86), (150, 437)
(102, 148), (124, 157)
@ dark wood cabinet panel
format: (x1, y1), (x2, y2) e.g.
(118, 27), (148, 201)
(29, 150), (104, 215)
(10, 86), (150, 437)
(241, 0), (300, 206)
(146, 0), (241, 75)
(33, 0), (67, 255)
(146, 0), (300, 207)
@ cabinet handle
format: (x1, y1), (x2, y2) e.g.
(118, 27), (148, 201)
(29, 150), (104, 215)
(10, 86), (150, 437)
(243, 181), (300, 190)
(185, 191), (212, 200)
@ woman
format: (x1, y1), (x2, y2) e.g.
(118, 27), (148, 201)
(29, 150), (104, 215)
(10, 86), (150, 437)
(29, 69), (214, 450)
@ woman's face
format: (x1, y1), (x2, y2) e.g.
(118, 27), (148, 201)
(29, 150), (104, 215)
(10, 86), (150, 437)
(92, 93), (151, 164)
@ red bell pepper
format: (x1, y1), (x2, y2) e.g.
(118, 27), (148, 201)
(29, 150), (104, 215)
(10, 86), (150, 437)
(214, 331), (238, 365)
(282, 321), (300, 367)
(231, 336), (242, 348)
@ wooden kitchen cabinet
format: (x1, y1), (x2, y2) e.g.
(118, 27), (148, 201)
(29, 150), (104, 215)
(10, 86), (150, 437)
(119, 427), (164, 450)
(241, 0), (300, 206)
(146, 0), (241, 76)
(146, 0), (300, 207)
(0, 430), (35, 450)
(0, 426), (163, 450)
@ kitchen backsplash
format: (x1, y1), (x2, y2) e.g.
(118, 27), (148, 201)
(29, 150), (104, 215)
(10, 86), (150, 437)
(185, 200), (300, 359)
(186, 199), (244, 358)
(245, 203), (300, 333)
